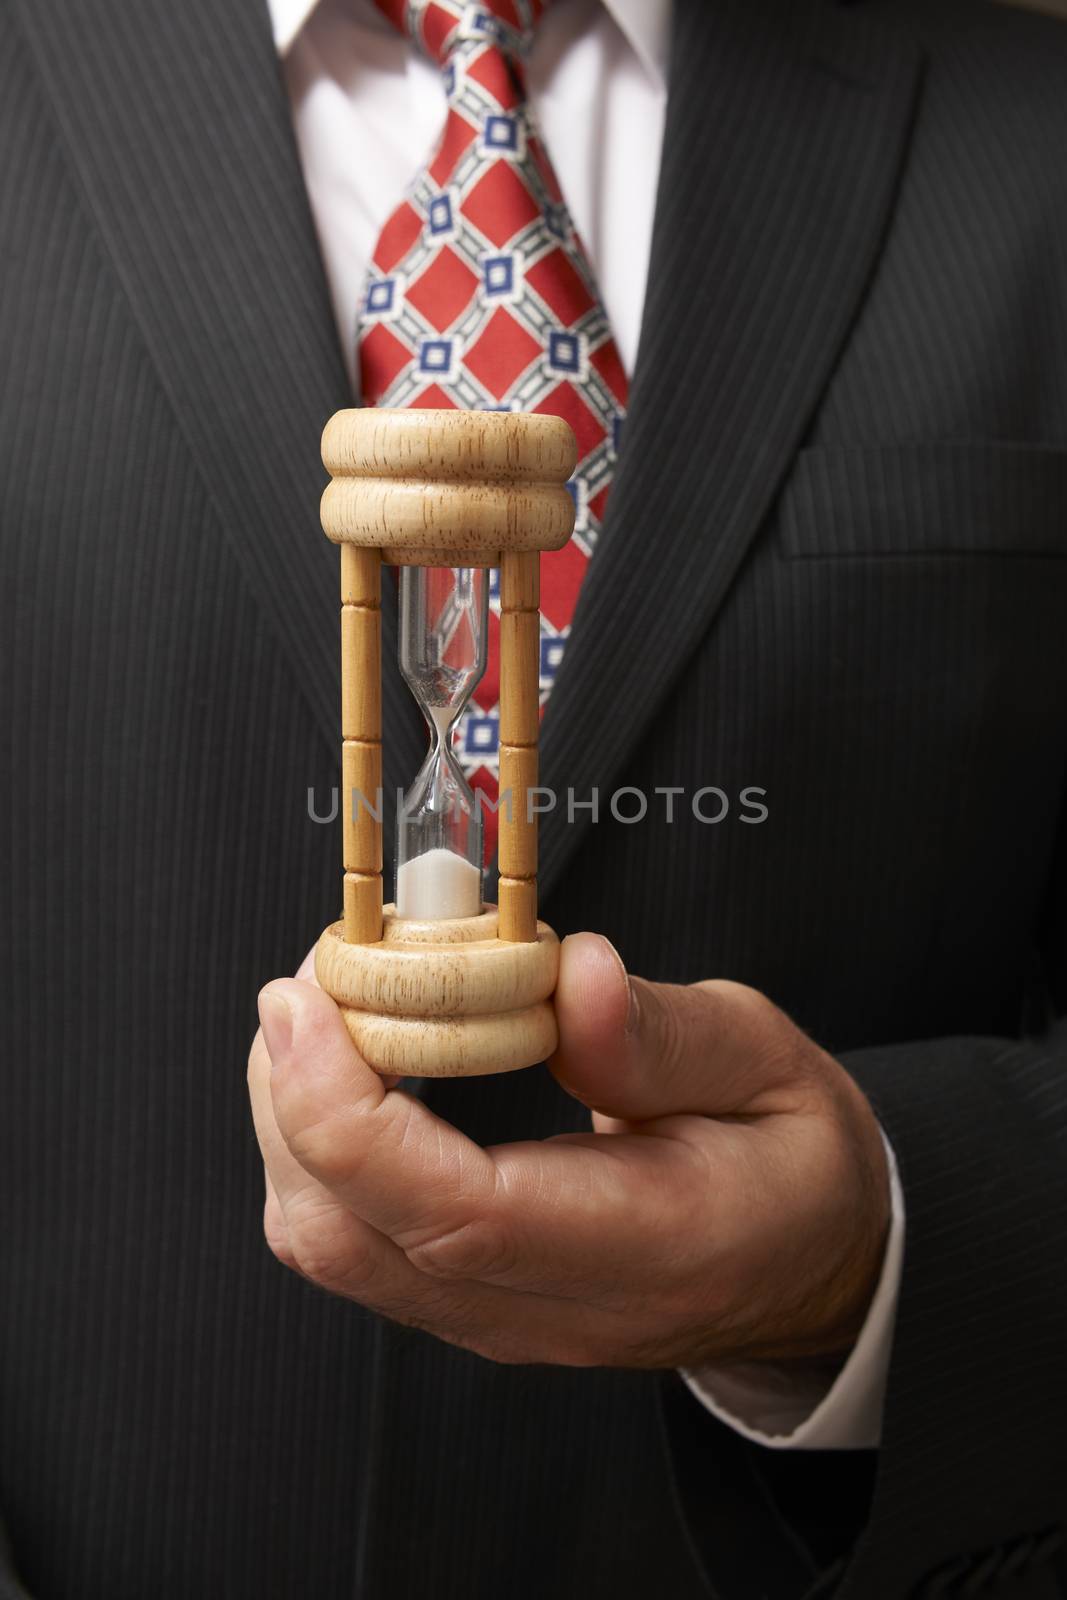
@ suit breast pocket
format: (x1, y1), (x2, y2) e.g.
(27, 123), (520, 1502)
(777, 441), (1067, 560)
(726, 441), (1067, 1033)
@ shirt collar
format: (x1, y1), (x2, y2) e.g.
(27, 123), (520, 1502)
(267, 0), (316, 56)
(268, 0), (323, 55)
(603, 0), (669, 88)
(267, 0), (670, 88)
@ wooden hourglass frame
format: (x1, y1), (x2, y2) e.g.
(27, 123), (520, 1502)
(314, 408), (577, 1078)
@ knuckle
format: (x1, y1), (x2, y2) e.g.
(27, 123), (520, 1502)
(263, 1212), (299, 1275)
(281, 1076), (395, 1187)
(285, 1103), (361, 1187)
(285, 1200), (372, 1295)
(706, 978), (827, 1102)
(405, 1216), (517, 1283)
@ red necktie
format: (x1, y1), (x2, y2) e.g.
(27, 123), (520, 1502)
(358, 0), (629, 858)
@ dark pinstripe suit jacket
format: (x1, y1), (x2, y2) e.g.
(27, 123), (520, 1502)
(3, 0), (1067, 1595)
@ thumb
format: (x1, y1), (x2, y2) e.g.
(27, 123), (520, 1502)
(549, 933), (802, 1122)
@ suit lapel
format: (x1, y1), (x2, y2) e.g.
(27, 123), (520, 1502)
(10, 0), (424, 807)
(536, 0), (923, 901)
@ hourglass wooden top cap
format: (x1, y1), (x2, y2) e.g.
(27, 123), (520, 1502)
(320, 408), (577, 557)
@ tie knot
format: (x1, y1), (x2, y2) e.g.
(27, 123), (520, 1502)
(376, 0), (548, 69)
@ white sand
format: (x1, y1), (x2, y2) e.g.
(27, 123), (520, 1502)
(396, 846), (481, 920)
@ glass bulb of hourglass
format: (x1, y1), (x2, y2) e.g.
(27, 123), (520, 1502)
(395, 565), (489, 920)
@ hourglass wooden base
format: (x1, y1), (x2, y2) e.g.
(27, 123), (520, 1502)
(314, 407), (577, 1079)
(315, 908), (560, 1077)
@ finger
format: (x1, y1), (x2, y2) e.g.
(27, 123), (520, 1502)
(252, 989), (616, 1358)
(288, 947), (401, 1085)
(549, 933), (809, 1122)
(262, 1171), (299, 1273)
(260, 978), (501, 1250)
(257, 978), (695, 1303)
(249, 1018), (328, 1209)
(441, 1122), (714, 1301)
(252, 1014), (500, 1319)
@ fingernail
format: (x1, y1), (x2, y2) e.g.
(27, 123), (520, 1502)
(624, 977), (640, 1038)
(598, 934), (639, 1036)
(258, 988), (293, 1067)
(598, 935), (638, 1036)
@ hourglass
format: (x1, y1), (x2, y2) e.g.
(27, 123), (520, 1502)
(314, 408), (577, 1077)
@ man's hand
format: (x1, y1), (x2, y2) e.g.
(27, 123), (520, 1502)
(247, 935), (890, 1369)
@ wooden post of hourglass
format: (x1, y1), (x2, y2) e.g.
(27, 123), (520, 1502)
(498, 550), (540, 943)
(314, 408), (577, 1078)
(340, 544), (383, 944)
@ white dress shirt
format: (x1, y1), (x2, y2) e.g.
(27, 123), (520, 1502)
(271, 0), (905, 1450)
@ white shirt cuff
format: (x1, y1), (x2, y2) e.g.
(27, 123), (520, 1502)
(681, 1132), (904, 1450)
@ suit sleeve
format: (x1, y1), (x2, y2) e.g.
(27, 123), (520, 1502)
(661, 824), (1067, 1597)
